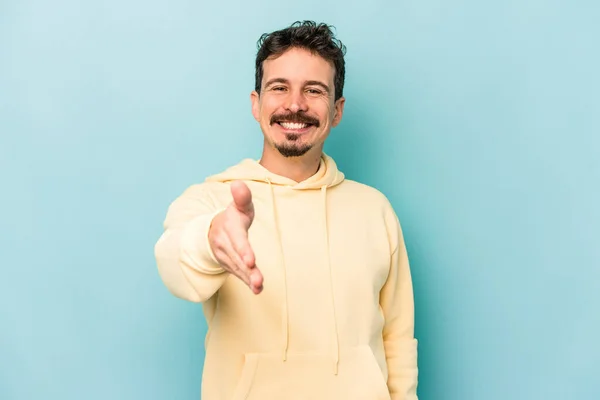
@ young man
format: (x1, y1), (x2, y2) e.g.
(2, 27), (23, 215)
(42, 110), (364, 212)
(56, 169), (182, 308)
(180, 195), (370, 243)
(155, 21), (419, 400)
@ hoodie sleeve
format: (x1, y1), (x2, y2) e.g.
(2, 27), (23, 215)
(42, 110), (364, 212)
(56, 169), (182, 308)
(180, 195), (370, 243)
(154, 184), (228, 303)
(380, 204), (419, 399)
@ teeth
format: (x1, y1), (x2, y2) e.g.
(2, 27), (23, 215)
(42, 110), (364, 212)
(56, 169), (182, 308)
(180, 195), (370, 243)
(280, 122), (308, 130)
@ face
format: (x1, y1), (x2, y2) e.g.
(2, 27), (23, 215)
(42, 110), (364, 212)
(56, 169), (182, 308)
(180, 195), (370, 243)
(251, 47), (345, 158)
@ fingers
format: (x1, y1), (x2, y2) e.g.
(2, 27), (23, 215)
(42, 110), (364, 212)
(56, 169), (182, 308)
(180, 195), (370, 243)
(230, 234), (264, 294)
(213, 235), (251, 284)
(213, 229), (263, 294)
(230, 181), (254, 219)
(231, 227), (255, 267)
(213, 248), (250, 287)
(207, 182), (263, 294)
(250, 270), (264, 294)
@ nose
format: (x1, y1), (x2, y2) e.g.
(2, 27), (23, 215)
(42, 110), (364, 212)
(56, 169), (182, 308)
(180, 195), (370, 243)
(284, 89), (308, 113)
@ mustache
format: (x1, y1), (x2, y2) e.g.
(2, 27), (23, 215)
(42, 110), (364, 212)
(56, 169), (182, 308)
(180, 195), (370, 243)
(270, 112), (320, 127)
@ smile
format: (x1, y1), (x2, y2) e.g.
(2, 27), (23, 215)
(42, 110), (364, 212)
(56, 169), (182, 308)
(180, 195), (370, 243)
(276, 121), (314, 133)
(280, 122), (310, 130)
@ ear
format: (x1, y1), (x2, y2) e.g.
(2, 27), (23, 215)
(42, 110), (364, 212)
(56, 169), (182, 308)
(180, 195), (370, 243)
(332, 97), (345, 127)
(250, 91), (260, 122)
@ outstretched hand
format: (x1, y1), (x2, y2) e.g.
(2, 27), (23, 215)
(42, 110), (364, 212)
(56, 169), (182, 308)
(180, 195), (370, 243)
(208, 181), (263, 294)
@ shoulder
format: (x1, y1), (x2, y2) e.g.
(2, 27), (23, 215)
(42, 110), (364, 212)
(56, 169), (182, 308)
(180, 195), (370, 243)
(338, 179), (404, 244)
(337, 179), (396, 213)
(164, 180), (231, 214)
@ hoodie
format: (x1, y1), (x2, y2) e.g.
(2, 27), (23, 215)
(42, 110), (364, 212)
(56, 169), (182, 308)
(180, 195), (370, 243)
(154, 153), (418, 400)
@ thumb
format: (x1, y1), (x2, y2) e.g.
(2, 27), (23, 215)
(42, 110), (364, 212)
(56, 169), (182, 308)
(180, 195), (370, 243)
(230, 180), (254, 218)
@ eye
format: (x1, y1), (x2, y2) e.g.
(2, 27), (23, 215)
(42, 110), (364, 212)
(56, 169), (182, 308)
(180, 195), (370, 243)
(306, 88), (323, 95)
(272, 86), (286, 92)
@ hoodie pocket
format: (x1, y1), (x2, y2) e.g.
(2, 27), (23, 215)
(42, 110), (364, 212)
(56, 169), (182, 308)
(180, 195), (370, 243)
(231, 346), (390, 400)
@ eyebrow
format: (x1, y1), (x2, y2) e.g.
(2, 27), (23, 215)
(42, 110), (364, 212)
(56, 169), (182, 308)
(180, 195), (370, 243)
(264, 78), (331, 94)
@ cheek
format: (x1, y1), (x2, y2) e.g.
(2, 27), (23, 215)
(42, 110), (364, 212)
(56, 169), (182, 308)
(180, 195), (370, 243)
(314, 99), (334, 123)
(259, 98), (281, 122)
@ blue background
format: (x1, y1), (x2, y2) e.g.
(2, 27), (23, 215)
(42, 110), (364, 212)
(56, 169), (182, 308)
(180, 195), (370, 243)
(1, 1), (599, 399)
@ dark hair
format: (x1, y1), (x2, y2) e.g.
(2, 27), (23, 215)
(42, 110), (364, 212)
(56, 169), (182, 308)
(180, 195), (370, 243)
(255, 21), (347, 101)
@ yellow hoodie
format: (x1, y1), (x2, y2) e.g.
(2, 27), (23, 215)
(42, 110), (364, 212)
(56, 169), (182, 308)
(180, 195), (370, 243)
(155, 153), (418, 400)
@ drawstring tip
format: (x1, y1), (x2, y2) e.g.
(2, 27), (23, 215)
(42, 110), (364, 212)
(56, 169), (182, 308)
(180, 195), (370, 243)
(333, 361), (339, 375)
(282, 350), (287, 362)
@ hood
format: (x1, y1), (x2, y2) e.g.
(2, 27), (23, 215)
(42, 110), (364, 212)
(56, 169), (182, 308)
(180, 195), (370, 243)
(205, 152), (345, 189)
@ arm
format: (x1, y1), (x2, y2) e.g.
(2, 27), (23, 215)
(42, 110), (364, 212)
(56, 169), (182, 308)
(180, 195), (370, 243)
(380, 207), (419, 399)
(154, 184), (228, 303)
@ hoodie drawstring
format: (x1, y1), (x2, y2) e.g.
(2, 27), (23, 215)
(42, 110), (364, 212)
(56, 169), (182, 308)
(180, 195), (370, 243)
(321, 185), (340, 375)
(267, 178), (290, 362)
(265, 178), (340, 375)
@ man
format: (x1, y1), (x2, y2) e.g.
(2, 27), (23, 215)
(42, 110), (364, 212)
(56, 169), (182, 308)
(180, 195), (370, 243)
(155, 21), (418, 400)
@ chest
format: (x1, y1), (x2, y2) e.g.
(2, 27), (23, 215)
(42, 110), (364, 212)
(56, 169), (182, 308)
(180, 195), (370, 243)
(247, 194), (392, 300)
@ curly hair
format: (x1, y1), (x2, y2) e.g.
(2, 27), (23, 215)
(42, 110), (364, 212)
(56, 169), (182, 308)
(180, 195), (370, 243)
(255, 21), (347, 101)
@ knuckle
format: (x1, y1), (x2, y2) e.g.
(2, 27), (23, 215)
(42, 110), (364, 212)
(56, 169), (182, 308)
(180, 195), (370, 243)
(212, 235), (224, 249)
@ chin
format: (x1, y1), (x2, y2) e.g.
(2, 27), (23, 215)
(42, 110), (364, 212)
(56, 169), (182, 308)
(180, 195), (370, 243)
(275, 143), (313, 158)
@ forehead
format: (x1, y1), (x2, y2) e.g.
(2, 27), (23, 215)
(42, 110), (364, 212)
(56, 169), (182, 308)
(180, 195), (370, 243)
(262, 47), (335, 85)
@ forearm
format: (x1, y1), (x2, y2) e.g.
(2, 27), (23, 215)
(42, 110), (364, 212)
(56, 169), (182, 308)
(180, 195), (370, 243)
(385, 335), (419, 399)
(155, 209), (229, 302)
(155, 185), (229, 302)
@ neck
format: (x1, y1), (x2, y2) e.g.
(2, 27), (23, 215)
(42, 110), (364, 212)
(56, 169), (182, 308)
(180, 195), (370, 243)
(259, 144), (323, 183)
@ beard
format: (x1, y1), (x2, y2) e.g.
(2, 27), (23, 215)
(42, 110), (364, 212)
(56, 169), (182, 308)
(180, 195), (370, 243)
(268, 111), (319, 157)
(274, 133), (312, 157)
